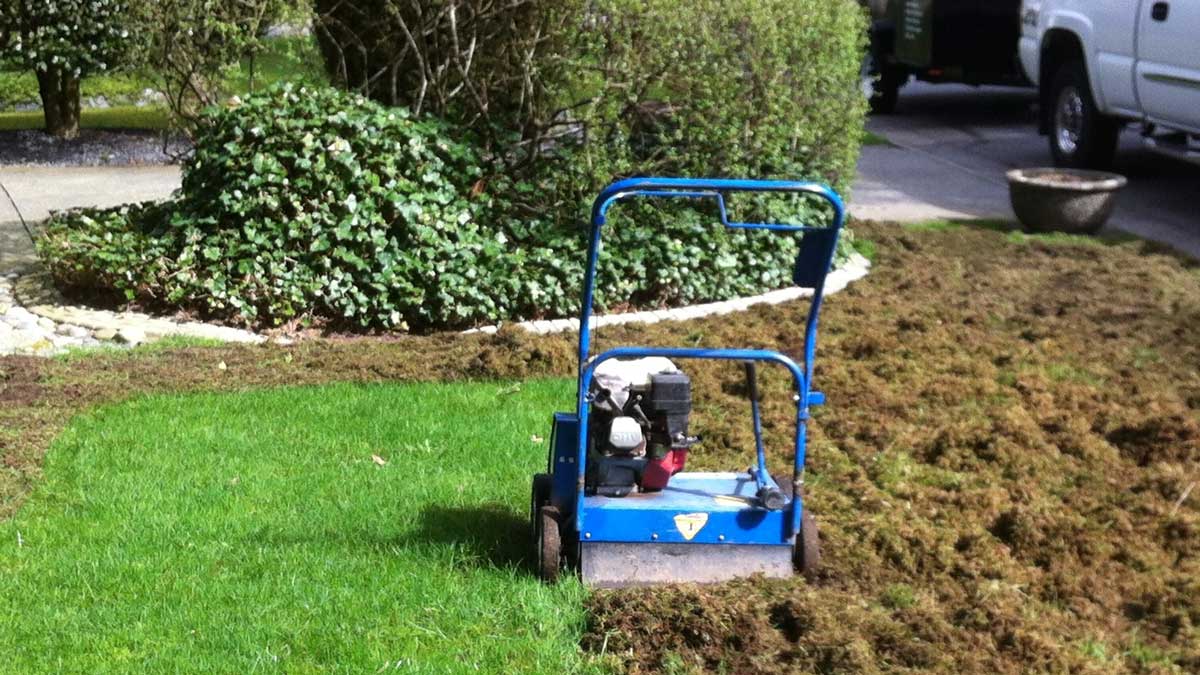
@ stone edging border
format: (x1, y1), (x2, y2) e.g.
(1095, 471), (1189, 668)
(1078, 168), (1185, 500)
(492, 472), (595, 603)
(3, 253), (869, 356)
(29, 302), (265, 345)
(463, 253), (871, 336)
(3, 271), (261, 356)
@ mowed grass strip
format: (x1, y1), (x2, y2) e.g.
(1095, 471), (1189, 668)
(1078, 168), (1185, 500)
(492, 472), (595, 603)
(0, 379), (600, 674)
(0, 106), (170, 132)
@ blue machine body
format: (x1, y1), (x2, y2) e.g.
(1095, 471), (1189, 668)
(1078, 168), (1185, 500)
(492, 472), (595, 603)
(543, 177), (846, 577)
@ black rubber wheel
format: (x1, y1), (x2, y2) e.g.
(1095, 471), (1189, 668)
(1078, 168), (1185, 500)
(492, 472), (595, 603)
(862, 51), (902, 115)
(775, 478), (822, 580)
(530, 474), (551, 516)
(536, 505), (562, 583)
(1047, 60), (1120, 169)
(795, 509), (821, 582)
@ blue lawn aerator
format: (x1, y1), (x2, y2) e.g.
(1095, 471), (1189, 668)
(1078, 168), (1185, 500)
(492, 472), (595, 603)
(530, 177), (845, 587)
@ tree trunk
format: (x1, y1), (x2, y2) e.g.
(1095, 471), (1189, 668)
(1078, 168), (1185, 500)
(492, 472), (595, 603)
(36, 68), (82, 140)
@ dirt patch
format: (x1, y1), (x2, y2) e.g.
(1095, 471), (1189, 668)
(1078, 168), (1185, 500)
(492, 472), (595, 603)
(580, 225), (1200, 674)
(0, 356), (45, 406)
(0, 128), (187, 167)
(1, 221), (1198, 672)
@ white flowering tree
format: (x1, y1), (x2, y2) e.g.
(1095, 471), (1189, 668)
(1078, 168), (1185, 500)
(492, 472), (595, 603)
(0, 0), (135, 138)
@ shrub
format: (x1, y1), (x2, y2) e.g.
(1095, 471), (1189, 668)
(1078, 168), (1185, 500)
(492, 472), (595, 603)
(312, 0), (867, 316)
(39, 81), (862, 332)
(473, 0), (869, 313)
(314, 0), (868, 188)
(34, 201), (176, 303)
(578, 0), (867, 188)
(40, 84), (513, 330)
(312, 0), (582, 163)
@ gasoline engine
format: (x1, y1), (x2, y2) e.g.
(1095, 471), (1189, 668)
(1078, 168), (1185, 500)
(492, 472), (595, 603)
(585, 357), (698, 497)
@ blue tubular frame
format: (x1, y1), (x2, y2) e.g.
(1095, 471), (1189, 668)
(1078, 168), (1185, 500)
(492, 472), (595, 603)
(573, 177), (846, 541)
(745, 363), (771, 495)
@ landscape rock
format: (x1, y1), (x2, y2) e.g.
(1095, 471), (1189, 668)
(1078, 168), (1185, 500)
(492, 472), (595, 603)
(56, 323), (91, 338)
(116, 327), (147, 345)
(5, 305), (36, 322)
(93, 327), (119, 341)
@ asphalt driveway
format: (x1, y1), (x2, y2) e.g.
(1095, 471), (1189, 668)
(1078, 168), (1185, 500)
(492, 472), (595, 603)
(851, 81), (1200, 260)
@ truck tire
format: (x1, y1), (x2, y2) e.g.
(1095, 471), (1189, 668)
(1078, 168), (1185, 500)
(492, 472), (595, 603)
(1047, 60), (1119, 169)
(862, 51), (902, 115)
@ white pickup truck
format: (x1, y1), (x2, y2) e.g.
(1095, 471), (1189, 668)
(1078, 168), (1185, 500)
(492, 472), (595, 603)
(1019, 0), (1200, 168)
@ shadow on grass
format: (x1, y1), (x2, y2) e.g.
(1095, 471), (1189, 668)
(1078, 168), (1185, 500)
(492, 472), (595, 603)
(413, 502), (531, 571)
(250, 503), (532, 572)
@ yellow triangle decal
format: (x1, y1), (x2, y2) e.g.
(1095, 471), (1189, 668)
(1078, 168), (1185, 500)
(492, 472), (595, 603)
(673, 512), (709, 541)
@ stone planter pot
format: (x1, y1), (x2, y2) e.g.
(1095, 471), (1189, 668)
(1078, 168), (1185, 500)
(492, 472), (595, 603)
(1006, 168), (1127, 234)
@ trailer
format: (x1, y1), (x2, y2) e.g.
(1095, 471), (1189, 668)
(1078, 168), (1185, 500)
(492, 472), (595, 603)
(863, 0), (1030, 113)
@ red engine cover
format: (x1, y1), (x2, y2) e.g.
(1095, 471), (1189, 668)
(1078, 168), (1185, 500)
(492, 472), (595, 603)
(641, 448), (688, 491)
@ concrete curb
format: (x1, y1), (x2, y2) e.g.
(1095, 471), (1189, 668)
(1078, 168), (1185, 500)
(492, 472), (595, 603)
(463, 253), (872, 336)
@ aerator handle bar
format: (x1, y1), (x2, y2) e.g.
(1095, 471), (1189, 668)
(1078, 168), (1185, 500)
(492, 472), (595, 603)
(575, 177), (846, 538)
(578, 177), (846, 393)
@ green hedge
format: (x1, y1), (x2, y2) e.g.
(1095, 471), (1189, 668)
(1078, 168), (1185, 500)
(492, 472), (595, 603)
(314, 0), (867, 188)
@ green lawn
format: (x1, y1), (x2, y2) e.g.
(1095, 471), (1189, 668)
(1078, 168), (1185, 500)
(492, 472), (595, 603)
(861, 130), (891, 146)
(0, 379), (601, 674)
(0, 68), (152, 109)
(0, 106), (171, 132)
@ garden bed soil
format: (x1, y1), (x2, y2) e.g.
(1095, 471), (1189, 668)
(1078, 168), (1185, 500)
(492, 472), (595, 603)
(0, 128), (188, 166)
(2, 220), (1198, 673)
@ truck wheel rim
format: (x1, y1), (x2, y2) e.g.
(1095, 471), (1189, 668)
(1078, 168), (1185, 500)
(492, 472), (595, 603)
(1055, 86), (1084, 155)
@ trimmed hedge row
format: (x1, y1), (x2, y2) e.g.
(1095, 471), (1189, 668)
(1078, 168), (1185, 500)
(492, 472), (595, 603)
(314, 0), (868, 188)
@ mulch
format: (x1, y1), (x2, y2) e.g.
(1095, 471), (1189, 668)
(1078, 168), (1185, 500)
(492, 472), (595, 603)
(0, 128), (188, 167)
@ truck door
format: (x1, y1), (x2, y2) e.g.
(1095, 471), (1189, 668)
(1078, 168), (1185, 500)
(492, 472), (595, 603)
(1136, 0), (1200, 131)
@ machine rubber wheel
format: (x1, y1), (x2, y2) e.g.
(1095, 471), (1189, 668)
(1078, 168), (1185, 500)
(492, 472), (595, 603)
(536, 505), (562, 583)
(530, 474), (551, 525)
(776, 478), (822, 581)
(862, 51), (902, 115)
(795, 509), (821, 582)
(1047, 59), (1120, 169)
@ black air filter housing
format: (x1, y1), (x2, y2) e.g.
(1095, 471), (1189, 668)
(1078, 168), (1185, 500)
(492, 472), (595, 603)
(647, 372), (692, 446)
